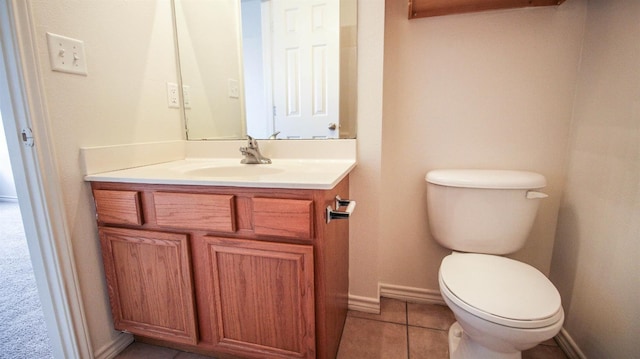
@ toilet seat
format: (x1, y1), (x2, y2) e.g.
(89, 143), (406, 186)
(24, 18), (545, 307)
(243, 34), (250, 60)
(439, 253), (563, 329)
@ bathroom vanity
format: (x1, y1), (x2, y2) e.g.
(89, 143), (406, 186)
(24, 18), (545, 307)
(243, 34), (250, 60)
(86, 157), (355, 359)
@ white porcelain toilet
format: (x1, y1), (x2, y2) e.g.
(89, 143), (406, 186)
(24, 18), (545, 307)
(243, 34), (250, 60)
(425, 169), (564, 359)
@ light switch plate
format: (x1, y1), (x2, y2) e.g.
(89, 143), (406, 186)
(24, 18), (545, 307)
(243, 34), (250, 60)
(46, 32), (88, 75)
(182, 85), (191, 109)
(228, 79), (239, 98)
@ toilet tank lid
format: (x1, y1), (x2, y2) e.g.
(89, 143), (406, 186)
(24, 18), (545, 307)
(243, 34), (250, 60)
(425, 169), (546, 189)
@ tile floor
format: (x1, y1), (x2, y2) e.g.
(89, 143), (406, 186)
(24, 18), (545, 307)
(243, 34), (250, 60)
(115, 298), (567, 359)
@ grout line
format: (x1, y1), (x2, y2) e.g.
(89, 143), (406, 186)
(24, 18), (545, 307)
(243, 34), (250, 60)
(350, 313), (450, 332)
(170, 346), (185, 359)
(407, 324), (449, 332)
(347, 313), (407, 326)
(405, 301), (411, 358)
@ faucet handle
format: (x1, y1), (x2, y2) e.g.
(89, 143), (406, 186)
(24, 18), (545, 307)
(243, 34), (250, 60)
(247, 135), (259, 149)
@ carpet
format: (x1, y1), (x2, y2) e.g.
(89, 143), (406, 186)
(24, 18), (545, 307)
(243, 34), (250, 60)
(0, 201), (53, 359)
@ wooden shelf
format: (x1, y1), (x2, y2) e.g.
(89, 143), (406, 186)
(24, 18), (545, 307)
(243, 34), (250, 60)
(408, 0), (567, 19)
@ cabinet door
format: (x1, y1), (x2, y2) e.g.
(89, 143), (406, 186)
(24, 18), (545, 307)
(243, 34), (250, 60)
(202, 236), (315, 358)
(99, 227), (198, 345)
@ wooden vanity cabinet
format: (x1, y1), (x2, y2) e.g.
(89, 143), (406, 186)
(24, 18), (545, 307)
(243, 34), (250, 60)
(91, 177), (350, 359)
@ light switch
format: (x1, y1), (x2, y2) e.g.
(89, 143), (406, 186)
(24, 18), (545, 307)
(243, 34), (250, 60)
(167, 82), (180, 108)
(228, 79), (239, 99)
(46, 32), (88, 75)
(182, 85), (191, 109)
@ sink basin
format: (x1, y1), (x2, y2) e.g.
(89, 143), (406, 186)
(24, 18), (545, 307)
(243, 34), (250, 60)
(183, 165), (285, 178)
(85, 158), (356, 189)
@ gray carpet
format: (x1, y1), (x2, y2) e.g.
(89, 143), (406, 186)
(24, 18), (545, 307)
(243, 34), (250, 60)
(0, 201), (53, 359)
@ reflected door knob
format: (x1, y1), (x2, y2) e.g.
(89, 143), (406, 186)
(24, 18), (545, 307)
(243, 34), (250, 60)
(328, 123), (337, 130)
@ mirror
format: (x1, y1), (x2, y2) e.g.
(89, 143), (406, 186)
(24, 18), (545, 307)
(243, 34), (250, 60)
(173, 0), (357, 140)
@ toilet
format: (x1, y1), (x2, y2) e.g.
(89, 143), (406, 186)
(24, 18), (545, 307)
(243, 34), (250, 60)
(425, 169), (564, 359)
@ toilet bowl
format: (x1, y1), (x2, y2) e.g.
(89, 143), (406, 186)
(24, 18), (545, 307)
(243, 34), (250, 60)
(439, 253), (564, 359)
(424, 169), (565, 359)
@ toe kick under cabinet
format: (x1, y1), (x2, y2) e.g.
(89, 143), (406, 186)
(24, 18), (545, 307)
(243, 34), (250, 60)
(90, 177), (350, 359)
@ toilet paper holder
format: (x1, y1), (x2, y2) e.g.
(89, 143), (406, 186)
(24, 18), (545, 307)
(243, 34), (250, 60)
(326, 196), (356, 223)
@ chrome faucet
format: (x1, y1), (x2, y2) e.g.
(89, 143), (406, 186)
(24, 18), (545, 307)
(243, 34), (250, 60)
(239, 135), (272, 164)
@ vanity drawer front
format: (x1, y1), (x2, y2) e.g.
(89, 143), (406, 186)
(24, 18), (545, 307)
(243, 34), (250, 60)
(153, 192), (236, 232)
(253, 198), (313, 240)
(93, 189), (143, 226)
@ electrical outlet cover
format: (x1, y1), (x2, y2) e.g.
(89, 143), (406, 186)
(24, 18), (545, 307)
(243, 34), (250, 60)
(228, 79), (239, 99)
(167, 82), (180, 108)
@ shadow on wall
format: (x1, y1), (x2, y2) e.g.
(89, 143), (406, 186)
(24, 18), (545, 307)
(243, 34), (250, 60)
(549, 204), (579, 316)
(0, 111), (18, 199)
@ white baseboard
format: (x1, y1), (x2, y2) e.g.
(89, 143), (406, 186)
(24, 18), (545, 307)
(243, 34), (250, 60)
(379, 283), (445, 305)
(348, 283), (446, 315)
(93, 332), (134, 359)
(555, 327), (586, 359)
(348, 294), (380, 314)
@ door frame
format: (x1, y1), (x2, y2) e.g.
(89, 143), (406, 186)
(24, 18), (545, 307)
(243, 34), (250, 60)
(0, 1), (93, 358)
(260, 0), (275, 137)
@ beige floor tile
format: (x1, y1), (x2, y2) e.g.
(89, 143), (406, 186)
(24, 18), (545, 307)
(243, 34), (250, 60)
(407, 302), (456, 330)
(348, 297), (407, 324)
(337, 316), (408, 359)
(408, 326), (449, 359)
(523, 344), (568, 359)
(114, 342), (179, 359)
(174, 351), (217, 359)
(541, 337), (559, 346)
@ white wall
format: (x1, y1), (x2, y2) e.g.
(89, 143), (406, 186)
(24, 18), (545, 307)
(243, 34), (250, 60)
(347, 0), (385, 305)
(550, 0), (640, 357)
(175, 0), (245, 140)
(370, 0), (587, 296)
(25, 0), (182, 354)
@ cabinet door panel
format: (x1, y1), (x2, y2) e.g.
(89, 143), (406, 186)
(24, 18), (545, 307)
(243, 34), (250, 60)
(99, 227), (198, 345)
(203, 236), (315, 358)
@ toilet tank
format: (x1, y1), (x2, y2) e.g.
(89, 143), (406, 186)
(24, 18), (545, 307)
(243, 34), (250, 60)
(425, 169), (547, 255)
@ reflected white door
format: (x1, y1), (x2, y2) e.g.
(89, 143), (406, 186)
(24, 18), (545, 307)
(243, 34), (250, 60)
(271, 0), (339, 139)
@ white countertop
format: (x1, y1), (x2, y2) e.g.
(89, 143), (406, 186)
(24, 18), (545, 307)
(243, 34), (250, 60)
(84, 158), (357, 190)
